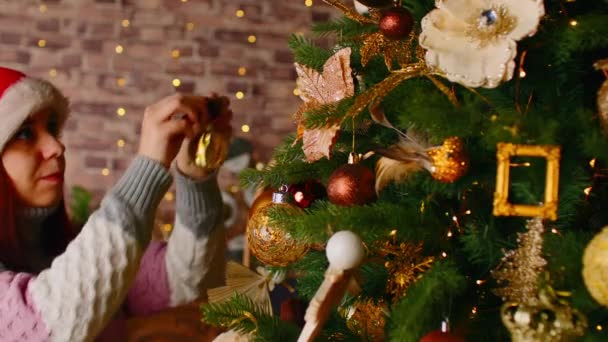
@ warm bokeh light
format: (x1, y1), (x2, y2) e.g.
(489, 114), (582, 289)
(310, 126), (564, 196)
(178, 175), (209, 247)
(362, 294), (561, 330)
(164, 192), (175, 201)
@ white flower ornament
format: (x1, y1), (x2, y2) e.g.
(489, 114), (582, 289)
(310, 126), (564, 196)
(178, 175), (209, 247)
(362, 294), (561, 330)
(419, 0), (545, 88)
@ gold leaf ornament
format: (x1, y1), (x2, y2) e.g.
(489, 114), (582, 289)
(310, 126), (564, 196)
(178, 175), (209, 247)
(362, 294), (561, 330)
(377, 240), (434, 300)
(294, 47), (355, 162)
(360, 29), (416, 70)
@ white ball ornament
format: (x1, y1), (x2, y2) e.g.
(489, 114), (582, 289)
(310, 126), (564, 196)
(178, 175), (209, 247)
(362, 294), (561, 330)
(353, 1), (369, 15)
(326, 231), (365, 270)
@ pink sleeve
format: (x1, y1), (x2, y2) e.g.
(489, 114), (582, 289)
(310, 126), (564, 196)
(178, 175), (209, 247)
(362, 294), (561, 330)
(0, 271), (50, 341)
(125, 240), (172, 316)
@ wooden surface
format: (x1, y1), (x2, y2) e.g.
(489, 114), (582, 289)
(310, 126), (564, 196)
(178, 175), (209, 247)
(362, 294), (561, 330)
(125, 301), (224, 342)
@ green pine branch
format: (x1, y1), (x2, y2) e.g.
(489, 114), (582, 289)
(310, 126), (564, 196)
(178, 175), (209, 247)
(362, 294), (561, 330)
(201, 293), (300, 341)
(266, 200), (441, 246)
(387, 261), (467, 342)
(311, 17), (376, 39)
(288, 34), (332, 71)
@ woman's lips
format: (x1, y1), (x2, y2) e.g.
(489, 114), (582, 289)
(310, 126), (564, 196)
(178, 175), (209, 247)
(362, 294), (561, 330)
(40, 172), (64, 183)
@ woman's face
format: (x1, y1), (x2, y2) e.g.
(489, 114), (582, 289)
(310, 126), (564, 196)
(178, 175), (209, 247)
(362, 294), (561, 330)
(1, 108), (65, 208)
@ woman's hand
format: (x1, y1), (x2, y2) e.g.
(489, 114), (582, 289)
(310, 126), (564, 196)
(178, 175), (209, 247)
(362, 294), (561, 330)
(138, 94), (207, 168)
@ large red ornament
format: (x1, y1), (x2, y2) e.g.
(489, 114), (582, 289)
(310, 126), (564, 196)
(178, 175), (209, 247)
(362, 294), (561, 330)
(327, 158), (376, 206)
(379, 7), (414, 40)
(288, 181), (326, 208)
(355, 0), (393, 8)
(420, 331), (466, 342)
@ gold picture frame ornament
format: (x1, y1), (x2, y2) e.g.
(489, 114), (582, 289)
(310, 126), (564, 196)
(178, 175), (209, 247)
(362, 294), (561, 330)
(493, 143), (561, 221)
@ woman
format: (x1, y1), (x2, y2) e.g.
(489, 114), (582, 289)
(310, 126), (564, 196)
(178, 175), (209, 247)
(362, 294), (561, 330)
(0, 66), (227, 341)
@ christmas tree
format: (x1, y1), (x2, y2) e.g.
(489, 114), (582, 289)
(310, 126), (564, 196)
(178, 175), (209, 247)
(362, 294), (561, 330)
(202, 0), (608, 340)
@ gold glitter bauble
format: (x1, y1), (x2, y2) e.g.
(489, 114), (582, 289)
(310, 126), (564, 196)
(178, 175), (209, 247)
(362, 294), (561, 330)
(582, 226), (608, 307)
(427, 136), (469, 183)
(248, 188), (275, 219)
(342, 299), (387, 341)
(246, 202), (308, 267)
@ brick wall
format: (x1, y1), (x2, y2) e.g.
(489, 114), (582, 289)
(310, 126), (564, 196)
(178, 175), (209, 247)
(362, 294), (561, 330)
(0, 0), (335, 220)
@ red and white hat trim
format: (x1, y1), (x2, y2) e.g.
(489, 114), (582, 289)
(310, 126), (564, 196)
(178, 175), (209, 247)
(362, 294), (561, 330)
(0, 67), (69, 151)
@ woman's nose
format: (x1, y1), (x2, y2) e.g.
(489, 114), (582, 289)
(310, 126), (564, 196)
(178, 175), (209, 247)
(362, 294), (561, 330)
(39, 132), (65, 159)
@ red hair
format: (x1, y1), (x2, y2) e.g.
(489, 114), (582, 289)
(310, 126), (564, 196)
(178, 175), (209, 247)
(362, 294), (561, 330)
(0, 166), (77, 271)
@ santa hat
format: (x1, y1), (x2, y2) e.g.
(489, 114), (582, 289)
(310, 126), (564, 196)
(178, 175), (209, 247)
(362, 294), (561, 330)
(0, 66), (69, 152)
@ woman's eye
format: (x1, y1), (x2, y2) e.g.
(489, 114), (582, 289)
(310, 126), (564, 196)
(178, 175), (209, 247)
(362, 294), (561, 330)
(47, 120), (61, 137)
(14, 127), (34, 141)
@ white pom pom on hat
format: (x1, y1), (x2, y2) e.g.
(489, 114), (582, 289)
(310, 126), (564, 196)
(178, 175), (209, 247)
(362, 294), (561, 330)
(0, 66), (69, 152)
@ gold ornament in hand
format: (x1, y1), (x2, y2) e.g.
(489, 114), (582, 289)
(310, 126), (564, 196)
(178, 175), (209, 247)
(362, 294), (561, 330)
(194, 94), (233, 171)
(195, 128), (213, 168)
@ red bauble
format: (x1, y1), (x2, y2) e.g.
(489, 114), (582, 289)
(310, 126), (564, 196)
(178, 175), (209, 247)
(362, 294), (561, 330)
(420, 331), (466, 342)
(327, 163), (376, 206)
(379, 7), (414, 40)
(355, 0), (393, 8)
(288, 180), (326, 208)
